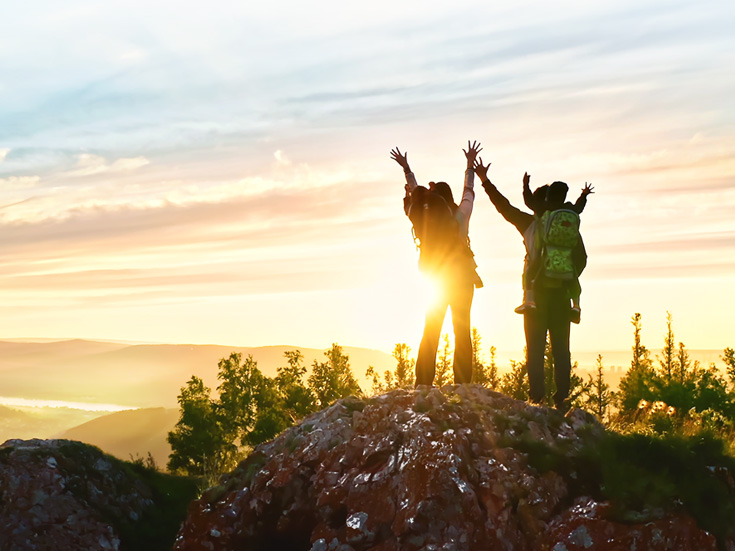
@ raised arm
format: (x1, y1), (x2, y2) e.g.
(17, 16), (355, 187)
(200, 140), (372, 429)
(474, 158), (533, 235)
(390, 147), (418, 192)
(572, 182), (594, 214)
(457, 140), (482, 223)
(522, 172), (539, 211)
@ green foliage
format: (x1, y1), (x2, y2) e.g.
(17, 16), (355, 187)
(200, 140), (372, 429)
(116, 463), (199, 551)
(471, 328), (498, 389)
(656, 311), (676, 380)
(723, 348), (735, 386)
(366, 343), (416, 394)
(167, 376), (235, 479)
(276, 350), (317, 420)
(169, 347), (352, 480)
(391, 343), (416, 389)
(588, 432), (735, 543)
(308, 343), (362, 408)
(42, 441), (198, 551)
(499, 359), (529, 400)
(216, 353), (263, 446)
(584, 355), (613, 422)
(616, 313), (657, 412)
(513, 427), (735, 545)
(616, 313), (735, 433)
(434, 334), (453, 387)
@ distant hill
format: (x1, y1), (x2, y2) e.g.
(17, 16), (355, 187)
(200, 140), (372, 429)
(60, 407), (179, 467)
(1, 339), (729, 409)
(0, 339), (396, 408)
(0, 403), (104, 444)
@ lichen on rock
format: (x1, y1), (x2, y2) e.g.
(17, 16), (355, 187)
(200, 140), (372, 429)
(173, 385), (734, 551)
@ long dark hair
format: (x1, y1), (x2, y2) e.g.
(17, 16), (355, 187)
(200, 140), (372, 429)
(432, 181), (457, 214)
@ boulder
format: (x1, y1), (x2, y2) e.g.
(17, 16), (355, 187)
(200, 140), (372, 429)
(173, 386), (733, 551)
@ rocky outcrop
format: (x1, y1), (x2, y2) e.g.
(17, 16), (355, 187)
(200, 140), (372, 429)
(0, 438), (196, 551)
(174, 385), (735, 551)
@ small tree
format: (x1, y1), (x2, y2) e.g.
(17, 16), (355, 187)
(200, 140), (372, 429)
(500, 360), (529, 400)
(657, 311), (676, 380)
(167, 376), (234, 478)
(392, 343), (416, 389)
(216, 353), (262, 447)
(676, 341), (698, 384)
(470, 328), (498, 388)
(365, 365), (386, 395)
(722, 348), (735, 389)
(308, 344), (362, 408)
(617, 313), (656, 412)
(275, 350), (317, 422)
(486, 346), (500, 390)
(434, 334), (453, 387)
(584, 355), (613, 422)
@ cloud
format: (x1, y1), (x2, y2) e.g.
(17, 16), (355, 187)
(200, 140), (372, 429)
(0, 149), (9, 163)
(274, 150), (291, 166)
(66, 154), (150, 177)
(0, 176), (40, 190)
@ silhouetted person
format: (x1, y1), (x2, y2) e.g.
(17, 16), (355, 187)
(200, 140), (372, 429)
(474, 158), (587, 411)
(390, 142), (483, 386)
(517, 176), (593, 323)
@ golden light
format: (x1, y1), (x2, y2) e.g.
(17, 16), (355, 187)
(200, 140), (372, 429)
(417, 271), (443, 311)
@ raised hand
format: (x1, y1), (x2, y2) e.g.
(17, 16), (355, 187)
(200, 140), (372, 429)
(581, 182), (595, 196)
(523, 172), (531, 188)
(463, 140), (483, 169)
(473, 157), (491, 182)
(390, 147), (411, 172)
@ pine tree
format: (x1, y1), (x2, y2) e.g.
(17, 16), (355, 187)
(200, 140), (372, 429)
(486, 346), (500, 390)
(434, 334), (453, 387)
(616, 312), (656, 412)
(585, 355), (612, 422)
(469, 328), (486, 385)
(392, 343), (416, 389)
(723, 348), (735, 388)
(657, 311), (677, 380)
(499, 359), (529, 400)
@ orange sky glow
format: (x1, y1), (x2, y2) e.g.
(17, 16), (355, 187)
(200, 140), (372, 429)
(0, 0), (733, 363)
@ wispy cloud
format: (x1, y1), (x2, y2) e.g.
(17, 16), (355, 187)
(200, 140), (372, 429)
(0, 0), (733, 350)
(66, 154), (150, 177)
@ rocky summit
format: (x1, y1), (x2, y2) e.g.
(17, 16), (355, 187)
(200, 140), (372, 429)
(0, 438), (196, 551)
(174, 385), (735, 551)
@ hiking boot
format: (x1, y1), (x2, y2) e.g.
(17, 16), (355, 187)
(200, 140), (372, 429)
(570, 306), (581, 324)
(555, 398), (571, 414)
(514, 302), (536, 315)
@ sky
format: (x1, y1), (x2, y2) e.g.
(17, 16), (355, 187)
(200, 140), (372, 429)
(0, 0), (733, 362)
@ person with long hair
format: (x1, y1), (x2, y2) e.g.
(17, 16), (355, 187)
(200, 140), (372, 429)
(390, 142), (483, 386)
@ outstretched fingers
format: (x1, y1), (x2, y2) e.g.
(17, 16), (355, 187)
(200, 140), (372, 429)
(463, 140), (483, 157)
(390, 147), (409, 169)
(473, 156), (491, 180)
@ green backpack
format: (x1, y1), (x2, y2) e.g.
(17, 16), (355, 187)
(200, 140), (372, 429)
(538, 208), (581, 280)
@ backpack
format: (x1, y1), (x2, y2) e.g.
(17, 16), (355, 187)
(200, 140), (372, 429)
(405, 189), (483, 287)
(538, 208), (581, 280)
(406, 188), (460, 273)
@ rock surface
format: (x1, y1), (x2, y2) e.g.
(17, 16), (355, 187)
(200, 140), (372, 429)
(0, 438), (176, 551)
(174, 386), (733, 551)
